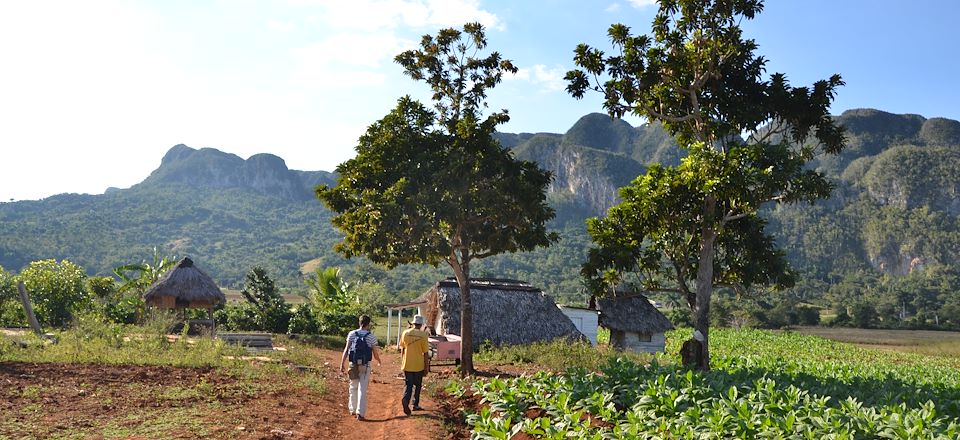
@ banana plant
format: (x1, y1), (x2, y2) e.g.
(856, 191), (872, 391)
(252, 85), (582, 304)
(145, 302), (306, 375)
(303, 267), (354, 313)
(113, 247), (178, 295)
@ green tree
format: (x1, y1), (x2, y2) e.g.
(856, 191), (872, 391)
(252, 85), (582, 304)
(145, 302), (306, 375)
(18, 259), (90, 327)
(239, 266), (290, 333)
(317, 23), (556, 374)
(0, 265), (20, 326)
(567, 0), (845, 369)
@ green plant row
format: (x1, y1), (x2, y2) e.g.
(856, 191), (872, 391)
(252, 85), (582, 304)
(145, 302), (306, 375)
(462, 329), (960, 439)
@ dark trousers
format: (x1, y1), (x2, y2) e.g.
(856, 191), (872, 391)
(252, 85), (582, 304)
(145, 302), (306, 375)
(402, 370), (424, 407)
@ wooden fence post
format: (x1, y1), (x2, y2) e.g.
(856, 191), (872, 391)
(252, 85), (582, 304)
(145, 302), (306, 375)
(17, 281), (44, 335)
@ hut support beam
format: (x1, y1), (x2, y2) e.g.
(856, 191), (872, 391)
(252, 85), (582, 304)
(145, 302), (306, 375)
(208, 307), (215, 336)
(396, 309), (403, 349)
(386, 308), (392, 349)
(17, 281), (43, 335)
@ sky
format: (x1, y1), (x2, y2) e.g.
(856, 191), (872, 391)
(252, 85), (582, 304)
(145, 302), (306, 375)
(1, 0), (957, 202)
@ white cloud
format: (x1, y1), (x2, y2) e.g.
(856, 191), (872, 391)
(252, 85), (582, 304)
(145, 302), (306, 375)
(287, 32), (415, 89)
(297, 0), (501, 31)
(627, 0), (658, 8)
(296, 32), (410, 69)
(267, 19), (297, 33)
(605, 3), (622, 13)
(508, 65), (568, 92)
(284, 0), (500, 90)
(0, 0), (504, 200)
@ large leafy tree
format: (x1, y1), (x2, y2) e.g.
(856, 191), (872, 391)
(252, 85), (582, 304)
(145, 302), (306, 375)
(18, 259), (90, 327)
(317, 23), (556, 374)
(566, 0), (845, 369)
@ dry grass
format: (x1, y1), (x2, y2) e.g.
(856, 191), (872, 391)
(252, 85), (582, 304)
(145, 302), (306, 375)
(793, 326), (960, 358)
(298, 258), (323, 276)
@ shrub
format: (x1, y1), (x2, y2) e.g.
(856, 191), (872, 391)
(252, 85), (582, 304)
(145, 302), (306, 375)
(316, 310), (361, 336)
(287, 304), (319, 334)
(851, 302), (878, 328)
(0, 266), (23, 327)
(796, 306), (821, 326)
(18, 259), (91, 328)
(103, 293), (145, 325)
(665, 307), (692, 327)
(763, 303), (798, 329)
(215, 302), (260, 331)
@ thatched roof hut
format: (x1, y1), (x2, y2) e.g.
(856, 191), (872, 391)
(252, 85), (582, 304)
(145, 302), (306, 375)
(598, 294), (674, 352)
(415, 278), (584, 346)
(143, 257), (225, 310)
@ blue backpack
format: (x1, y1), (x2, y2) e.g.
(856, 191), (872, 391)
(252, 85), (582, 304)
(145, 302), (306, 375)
(349, 330), (373, 365)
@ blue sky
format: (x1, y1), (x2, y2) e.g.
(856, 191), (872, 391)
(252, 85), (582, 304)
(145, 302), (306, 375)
(1, 0), (957, 201)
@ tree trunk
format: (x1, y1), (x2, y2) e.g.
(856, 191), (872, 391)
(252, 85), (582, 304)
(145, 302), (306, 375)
(449, 252), (473, 376)
(693, 196), (718, 371)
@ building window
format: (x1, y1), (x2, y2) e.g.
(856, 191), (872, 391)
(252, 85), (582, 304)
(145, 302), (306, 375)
(637, 332), (652, 342)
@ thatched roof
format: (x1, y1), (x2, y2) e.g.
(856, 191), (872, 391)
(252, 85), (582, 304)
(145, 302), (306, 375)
(143, 257), (225, 305)
(427, 278), (584, 346)
(597, 294), (673, 334)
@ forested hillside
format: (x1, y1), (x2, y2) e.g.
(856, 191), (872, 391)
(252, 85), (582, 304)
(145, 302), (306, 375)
(1, 109), (958, 327)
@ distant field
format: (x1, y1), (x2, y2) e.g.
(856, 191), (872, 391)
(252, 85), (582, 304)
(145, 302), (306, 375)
(221, 288), (307, 304)
(793, 326), (960, 358)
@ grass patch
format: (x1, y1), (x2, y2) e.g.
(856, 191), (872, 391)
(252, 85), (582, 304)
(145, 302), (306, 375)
(97, 407), (217, 439)
(0, 315), (331, 439)
(0, 315), (248, 367)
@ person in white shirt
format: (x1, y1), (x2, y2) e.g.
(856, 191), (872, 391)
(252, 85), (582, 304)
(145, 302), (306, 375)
(340, 314), (382, 421)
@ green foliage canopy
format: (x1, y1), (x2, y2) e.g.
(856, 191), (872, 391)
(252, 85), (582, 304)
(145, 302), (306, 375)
(19, 259), (90, 328)
(567, 0), (846, 369)
(317, 23), (556, 374)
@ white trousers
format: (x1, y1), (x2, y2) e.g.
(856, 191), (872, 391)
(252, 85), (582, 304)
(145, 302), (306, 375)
(348, 364), (371, 416)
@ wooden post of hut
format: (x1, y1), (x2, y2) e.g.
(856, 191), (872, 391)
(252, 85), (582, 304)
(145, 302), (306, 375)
(143, 257), (226, 336)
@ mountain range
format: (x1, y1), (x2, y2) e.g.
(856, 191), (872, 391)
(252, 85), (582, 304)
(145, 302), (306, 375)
(1, 108), (958, 305)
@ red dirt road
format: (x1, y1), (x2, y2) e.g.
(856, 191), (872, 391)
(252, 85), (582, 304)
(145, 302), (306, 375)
(320, 348), (445, 439)
(0, 348), (448, 439)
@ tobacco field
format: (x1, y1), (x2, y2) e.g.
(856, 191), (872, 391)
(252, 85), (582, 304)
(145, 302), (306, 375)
(457, 329), (960, 439)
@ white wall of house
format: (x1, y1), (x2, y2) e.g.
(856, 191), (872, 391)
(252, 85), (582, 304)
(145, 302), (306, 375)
(621, 331), (666, 353)
(558, 306), (599, 345)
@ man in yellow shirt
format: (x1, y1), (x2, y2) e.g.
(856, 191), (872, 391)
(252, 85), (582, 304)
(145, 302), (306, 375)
(400, 314), (430, 415)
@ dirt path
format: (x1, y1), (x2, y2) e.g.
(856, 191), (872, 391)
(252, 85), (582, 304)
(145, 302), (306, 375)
(0, 348), (454, 439)
(319, 347), (445, 440)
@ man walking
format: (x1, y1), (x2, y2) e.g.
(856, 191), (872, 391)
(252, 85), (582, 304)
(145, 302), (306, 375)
(340, 314), (382, 421)
(400, 314), (431, 415)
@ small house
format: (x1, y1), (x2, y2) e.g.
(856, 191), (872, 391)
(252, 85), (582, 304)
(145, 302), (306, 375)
(143, 257), (225, 333)
(598, 294), (673, 353)
(387, 278), (584, 346)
